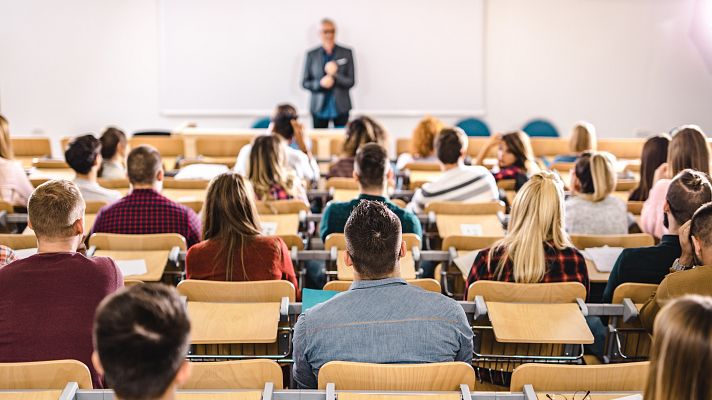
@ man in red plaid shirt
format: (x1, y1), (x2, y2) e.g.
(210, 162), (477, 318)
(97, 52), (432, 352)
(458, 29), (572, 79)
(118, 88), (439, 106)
(91, 145), (201, 247)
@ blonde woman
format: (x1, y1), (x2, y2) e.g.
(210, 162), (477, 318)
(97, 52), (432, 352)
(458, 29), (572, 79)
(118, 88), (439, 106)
(475, 130), (540, 190)
(552, 121), (597, 164)
(565, 151), (628, 235)
(395, 116), (443, 170)
(0, 115), (34, 207)
(465, 171), (589, 299)
(248, 135), (308, 204)
(645, 295), (712, 400)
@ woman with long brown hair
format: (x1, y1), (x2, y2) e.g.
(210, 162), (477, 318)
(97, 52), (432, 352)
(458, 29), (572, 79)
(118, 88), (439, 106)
(248, 135), (308, 204)
(0, 114), (34, 207)
(475, 130), (540, 190)
(629, 134), (670, 201)
(328, 115), (387, 177)
(185, 172), (298, 288)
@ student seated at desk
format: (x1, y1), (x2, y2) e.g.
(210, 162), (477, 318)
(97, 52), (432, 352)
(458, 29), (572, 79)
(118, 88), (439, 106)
(628, 134), (669, 202)
(551, 121), (597, 164)
(641, 125), (709, 239)
(0, 245), (14, 266)
(293, 200), (472, 389)
(395, 116), (443, 171)
(474, 130), (539, 190)
(65, 134), (122, 204)
(91, 145), (202, 247)
(248, 135), (309, 205)
(0, 180), (123, 388)
(465, 172), (589, 299)
(320, 143), (422, 241)
(186, 172), (298, 289)
(603, 169), (712, 303)
(565, 151), (628, 235)
(99, 126), (128, 180)
(328, 116), (387, 178)
(644, 295), (712, 400)
(0, 114), (34, 207)
(406, 127), (498, 214)
(93, 284), (191, 400)
(640, 202), (712, 334)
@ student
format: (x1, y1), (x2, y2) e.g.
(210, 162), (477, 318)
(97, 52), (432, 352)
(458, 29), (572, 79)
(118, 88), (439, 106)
(640, 202), (712, 334)
(0, 114), (34, 207)
(395, 116), (443, 171)
(0, 245), (14, 266)
(641, 125), (709, 239)
(248, 135), (308, 204)
(91, 145), (202, 247)
(474, 131), (539, 190)
(407, 127), (498, 214)
(293, 200), (473, 389)
(186, 172), (298, 288)
(93, 284), (192, 400)
(0, 180), (123, 388)
(603, 170), (712, 302)
(551, 121), (597, 164)
(465, 172), (589, 299)
(628, 134), (670, 202)
(99, 127), (128, 180)
(565, 151), (628, 235)
(328, 116), (387, 178)
(320, 143), (422, 241)
(65, 134), (123, 204)
(644, 295), (712, 400)
(234, 104), (319, 183)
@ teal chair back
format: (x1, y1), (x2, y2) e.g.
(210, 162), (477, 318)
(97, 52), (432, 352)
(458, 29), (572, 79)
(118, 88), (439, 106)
(251, 117), (271, 129)
(456, 118), (490, 137)
(522, 119), (559, 137)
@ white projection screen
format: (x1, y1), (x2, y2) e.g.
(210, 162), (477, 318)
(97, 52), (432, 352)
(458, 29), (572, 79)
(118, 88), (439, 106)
(159, 0), (484, 116)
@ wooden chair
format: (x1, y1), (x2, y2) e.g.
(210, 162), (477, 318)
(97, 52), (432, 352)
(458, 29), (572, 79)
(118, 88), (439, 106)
(280, 234), (305, 251)
(0, 234), (36, 250)
(403, 161), (441, 171)
(604, 283), (658, 363)
(88, 232), (186, 251)
(124, 279), (144, 287)
(195, 136), (251, 167)
(31, 159), (69, 169)
(395, 138), (411, 155)
(425, 201), (506, 238)
(129, 135), (185, 170)
(324, 233), (421, 280)
(570, 234), (654, 249)
(317, 361), (475, 391)
(598, 139), (645, 160)
(11, 137), (52, 158)
(329, 138), (345, 157)
(97, 178), (130, 189)
(439, 235), (503, 298)
(84, 201), (108, 214)
(510, 362), (649, 392)
(441, 235), (502, 252)
(163, 178), (210, 190)
(0, 360), (93, 389)
(255, 200), (309, 215)
(627, 201), (644, 215)
(529, 138), (569, 159)
(177, 279), (296, 302)
(466, 281), (587, 303)
(182, 360), (283, 389)
(161, 178), (209, 204)
(324, 278), (441, 293)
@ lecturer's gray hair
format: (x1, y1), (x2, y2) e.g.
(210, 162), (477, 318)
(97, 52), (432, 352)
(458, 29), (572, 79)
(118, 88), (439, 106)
(321, 18), (336, 27)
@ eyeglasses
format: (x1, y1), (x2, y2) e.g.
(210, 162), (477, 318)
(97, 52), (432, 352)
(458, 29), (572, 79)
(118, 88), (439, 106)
(545, 392), (591, 400)
(321, 29), (335, 34)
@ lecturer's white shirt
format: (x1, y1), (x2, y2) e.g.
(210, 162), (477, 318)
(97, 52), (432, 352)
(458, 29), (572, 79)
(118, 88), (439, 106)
(233, 137), (320, 182)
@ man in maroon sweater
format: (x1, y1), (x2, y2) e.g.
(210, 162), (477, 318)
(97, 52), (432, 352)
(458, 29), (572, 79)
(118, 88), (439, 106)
(0, 180), (123, 388)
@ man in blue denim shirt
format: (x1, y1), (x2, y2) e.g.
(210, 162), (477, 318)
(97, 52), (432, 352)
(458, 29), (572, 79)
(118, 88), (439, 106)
(292, 200), (473, 389)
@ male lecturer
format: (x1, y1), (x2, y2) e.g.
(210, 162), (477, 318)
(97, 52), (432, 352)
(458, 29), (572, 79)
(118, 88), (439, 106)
(302, 18), (356, 128)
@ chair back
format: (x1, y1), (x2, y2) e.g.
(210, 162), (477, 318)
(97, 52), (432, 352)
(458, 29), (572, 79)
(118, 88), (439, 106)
(330, 138), (345, 157)
(326, 177), (359, 190)
(163, 178), (210, 190)
(425, 201), (504, 215)
(456, 117), (490, 137)
(0, 234), (36, 250)
(97, 178), (130, 189)
(129, 135), (185, 156)
(530, 138), (569, 158)
(84, 201), (108, 214)
(611, 283), (658, 304)
(279, 234), (304, 251)
(177, 279), (296, 302)
(88, 233), (187, 251)
(251, 117), (271, 129)
(196, 136), (251, 157)
(598, 139), (646, 160)
(570, 234), (654, 249)
(0, 201), (14, 214)
(255, 200), (310, 215)
(182, 360), (283, 389)
(11, 138), (52, 158)
(627, 201), (644, 215)
(441, 235), (502, 251)
(325, 233), (421, 250)
(0, 360), (92, 389)
(466, 281), (586, 303)
(510, 362), (649, 392)
(522, 119), (559, 137)
(403, 162), (440, 171)
(31, 159), (69, 169)
(317, 361), (475, 390)
(395, 138), (411, 155)
(324, 278), (441, 293)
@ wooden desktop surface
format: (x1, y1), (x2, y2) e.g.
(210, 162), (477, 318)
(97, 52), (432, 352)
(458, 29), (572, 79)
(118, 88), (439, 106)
(177, 392), (262, 400)
(487, 302), (594, 344)
(336, 250), (416, 280)
(338, 394), (461, 400)
(585, 259), (610, 283)
(260, 214), (300, 235)
(188, 302), (280, 344)
(0, 391), (62, 400)
(435, 215), (504, 239)
(94, 250), (169, 282)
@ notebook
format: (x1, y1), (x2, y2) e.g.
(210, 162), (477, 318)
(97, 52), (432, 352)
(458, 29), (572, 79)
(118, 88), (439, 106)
(302, 288), (340, 312)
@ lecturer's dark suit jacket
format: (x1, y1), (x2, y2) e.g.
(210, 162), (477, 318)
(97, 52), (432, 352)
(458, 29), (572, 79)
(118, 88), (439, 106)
(302, 45), (355, 115)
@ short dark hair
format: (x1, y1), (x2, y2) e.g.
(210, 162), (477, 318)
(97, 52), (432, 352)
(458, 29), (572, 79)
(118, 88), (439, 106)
(691, 202), (712, 248)
(127, 145), (162, 185)
(100, 127), (126, 159)
(94, 284), (190, 400)
(354, 143), (388, 189)
(65, 134), (101, 174)
(436, 127), (468, 164)
(344, 200), (402, 279)
(667, 169), (712, 226)
(272, 104), (298, 141)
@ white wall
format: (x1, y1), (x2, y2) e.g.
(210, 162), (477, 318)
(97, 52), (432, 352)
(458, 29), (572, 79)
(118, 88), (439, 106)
(1, 0), (712, 157)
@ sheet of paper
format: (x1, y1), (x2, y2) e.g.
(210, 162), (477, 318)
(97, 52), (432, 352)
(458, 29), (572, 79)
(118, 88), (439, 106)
(302, 288), (340, 312)
(460, 224), (483, 236)
(115, 259), (148, 277)
(174, 163), (228, 180)
(13, 248), (37, 259)
(612, 395), (643, 400)
(581, 246), (624, 272)
(453, 250), (479, 279)
(261, 222), (278, 236)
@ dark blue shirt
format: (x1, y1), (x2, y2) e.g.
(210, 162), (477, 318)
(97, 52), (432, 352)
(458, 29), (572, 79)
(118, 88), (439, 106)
(315, 47), (339, 119)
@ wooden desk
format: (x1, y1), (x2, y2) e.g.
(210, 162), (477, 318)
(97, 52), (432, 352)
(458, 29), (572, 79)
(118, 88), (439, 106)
(435, 215), (504, 238)
(586, 259), (610, 283)
(487, 302), (593, 344)
(188, 302), (280, 344)
(28, 168), (75, 182)
(332, 189), (360, 202)
(0, 391), (62, 400)
(162, 189), (207, 202)
(336, 250), (416, 280)
(260, 214), (300, 235)
(177, 392), (262, 400)
(408, 171), (441, 189)
(94, 250), (169, 282)
(339, 394), (461, 400)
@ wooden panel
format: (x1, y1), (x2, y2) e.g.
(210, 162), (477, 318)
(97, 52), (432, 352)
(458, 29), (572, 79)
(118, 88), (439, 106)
(326, 177), (359, 190)
(570, 234), (654, 249)
(255, 200), (310, 214)
(195, 136), (251, 158)
(425, 201), (504, 215)
(611, 283), (658, 304)
(0, 391), (62, 400)
(403, 162), (440, 171)
(339, 394), (460, 400)
(94, 250), (168, 282)
(0, 234), (37, 250)
(396, 138), (411, 156)
(188, 302), (280, 344)
(183, 360), (283, 389)
(467, 281), (586, 303)
(586, 259), (610, 284)
(89, 233), (187, 251)
(324, 279), (440, 293)
(511, 362), (648, 392)
(530, 138), (569, 158)
(598, 139), (645, 160)
(177, 392), (262, 400)
(28, 168), (75, 182)
(487, 302), (594, 344)
(336, 250), (416, 280)
(435, 214), (504, 238)
(325, 233), (421, 251)
(177, 280), (296, 302)
(260, 214), (299, 235)
(441, 235), (502, 251)
(0, 360), (92, 389)
(332, 189), (360, 202)
(627, 201), (644, 215)
(129, 136), (185, 156)
(11, 138), (51, 158)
